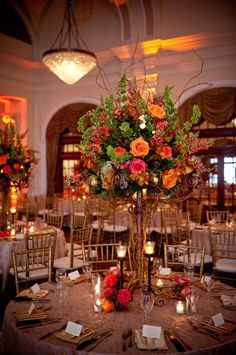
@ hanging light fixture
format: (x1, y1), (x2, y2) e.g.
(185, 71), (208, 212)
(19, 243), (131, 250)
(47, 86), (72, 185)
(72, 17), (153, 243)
(42, 0), (97, 85)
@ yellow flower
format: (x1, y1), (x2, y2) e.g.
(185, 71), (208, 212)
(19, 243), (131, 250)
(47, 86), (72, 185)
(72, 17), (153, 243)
(130, 137), (150, 158)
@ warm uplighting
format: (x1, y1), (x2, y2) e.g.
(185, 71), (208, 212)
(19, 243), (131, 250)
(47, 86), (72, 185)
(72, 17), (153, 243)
(42, 0), (97, 85)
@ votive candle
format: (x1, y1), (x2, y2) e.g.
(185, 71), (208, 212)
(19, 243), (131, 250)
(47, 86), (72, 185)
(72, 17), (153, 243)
(176, 301), (184, 315)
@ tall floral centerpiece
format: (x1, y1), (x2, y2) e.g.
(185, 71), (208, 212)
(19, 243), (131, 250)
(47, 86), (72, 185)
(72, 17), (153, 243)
(71, 75), (208, 282)
(0, 117), (36, 231)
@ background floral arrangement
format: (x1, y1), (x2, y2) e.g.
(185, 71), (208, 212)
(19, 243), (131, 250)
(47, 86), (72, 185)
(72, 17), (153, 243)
(102, 268), (132, 312)
(0, 121), (36, 190)
(73, 75), (208, 200)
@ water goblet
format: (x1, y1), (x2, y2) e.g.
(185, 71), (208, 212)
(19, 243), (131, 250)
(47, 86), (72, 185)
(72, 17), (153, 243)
(83, 261), (93, 282)
(55, 268), (67, 287)
(153, 257), (162, 277)
(184, 262), (194, 281)
(140, 291), (154, 324)
(203, 273), (214, 292)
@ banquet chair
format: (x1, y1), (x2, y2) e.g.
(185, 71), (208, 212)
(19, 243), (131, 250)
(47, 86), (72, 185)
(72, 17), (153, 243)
(81, 243), (119, 273)
(53, 226), (93, 271)
(206, 210), (229, 224)
(43, 212), (64, 230)
(163, 243), (205, 277)
(209, 229), (236, 279)
(170, 225), (191, 245)
(186, 200), (203, 225)
(66, 213), (93, 255)
(25, 230), (57, 261)
(10, 246), (53, 294)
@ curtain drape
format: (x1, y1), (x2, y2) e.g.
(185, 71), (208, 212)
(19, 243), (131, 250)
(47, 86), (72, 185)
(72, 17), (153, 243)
(46, 103), (95, 196)
(178, 87), (236, 125)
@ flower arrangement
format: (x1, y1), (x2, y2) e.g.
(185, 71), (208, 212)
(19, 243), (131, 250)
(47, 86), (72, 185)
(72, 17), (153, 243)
(174, 275), (193, 298)
(74, 75), (208, 201)
(102, 268), (132, 312)
(0, 120), (36, 190)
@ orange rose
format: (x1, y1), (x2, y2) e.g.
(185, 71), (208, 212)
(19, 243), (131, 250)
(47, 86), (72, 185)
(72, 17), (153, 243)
(162, 169), (178, 189)
(130, 137), (150, 158)
(0, 154), (9, 166)
(148, 104), (166, 119)
(160, 145), (172, 159)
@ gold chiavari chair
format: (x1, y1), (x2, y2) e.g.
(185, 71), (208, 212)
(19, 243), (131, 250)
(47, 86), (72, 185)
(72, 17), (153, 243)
(25, 230), (57, 261)
(10, 246), (53, 294)
(206, 210), (229, 224)
(53, 226), (93, 271)
(186, 200), (203, 225)
(163, 243), (205, 277)
(209, 229), (236, 279)
(81, 243), (119, 273)
(43, 212), (64, 230)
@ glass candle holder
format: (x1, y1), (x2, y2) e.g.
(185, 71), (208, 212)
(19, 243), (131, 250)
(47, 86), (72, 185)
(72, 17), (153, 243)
(145, 241), (156, 255)
(175, 301), (185, 315)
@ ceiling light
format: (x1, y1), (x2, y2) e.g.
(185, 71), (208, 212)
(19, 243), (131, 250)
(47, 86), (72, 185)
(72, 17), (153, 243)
(42, 0), (97, 85)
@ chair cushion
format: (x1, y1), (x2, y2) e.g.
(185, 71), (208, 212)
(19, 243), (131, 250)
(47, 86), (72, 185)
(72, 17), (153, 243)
(66, 243), (81, 253)
(9, 266), (48, 279)
(215, 259), (236, 273)
(179, 253), (212, 265)
(53, 257), (84, 270)
(103, 224), (128, 233)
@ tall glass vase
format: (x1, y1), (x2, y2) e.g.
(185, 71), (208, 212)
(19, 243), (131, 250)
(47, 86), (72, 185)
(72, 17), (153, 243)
(128, 189), (158, 285)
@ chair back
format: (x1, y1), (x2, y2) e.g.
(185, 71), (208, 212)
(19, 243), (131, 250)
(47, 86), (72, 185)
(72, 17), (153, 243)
(206, 210), (229, 224)
(12, 246), (53, 294)
(25, 230), (57, 260)
(170, 225), (191, 245)
(69, 226), (93, 268)
(81, 243), (119, 272)
(186, 200), (202, 224)
(163, 243), (205, 277)
(209, 229), (236, 264)
(44, 213), (63, 229)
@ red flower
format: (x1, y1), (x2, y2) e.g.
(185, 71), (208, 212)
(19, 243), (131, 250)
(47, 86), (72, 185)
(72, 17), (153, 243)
(13, 163), (21, 170)
(175, 276), (189, 286)
(114, 147), (127, 156)
(0, 154), (9, 166)
(2, 165), (12, 174)
(181, 286), (192, 299)
(103, 273), (119, 288)
(129, 158), (147, 174)
(160, 145), (172, 159)
(117, 289), (132, 306)
(103, 287), (114, 299)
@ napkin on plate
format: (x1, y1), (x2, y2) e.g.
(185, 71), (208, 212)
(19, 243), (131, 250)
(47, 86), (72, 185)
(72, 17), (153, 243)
(159, 267), (171, 276)
(16, 288), (49, 299)
(220, 294), (236, 310)
(134, 330), (168, 350)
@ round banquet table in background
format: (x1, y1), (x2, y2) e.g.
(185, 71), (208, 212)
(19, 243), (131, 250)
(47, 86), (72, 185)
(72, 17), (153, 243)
(1, 277), (236, 355)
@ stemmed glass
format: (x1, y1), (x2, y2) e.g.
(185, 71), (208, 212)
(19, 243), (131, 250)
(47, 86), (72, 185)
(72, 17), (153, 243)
(153, 257), (162, 277)
(55, 268), (67, 287)
(55, 268), (68, 317)
(203, 273), (214, 292)
(83, 261), (93, 282)
(140, 291), (154, 324)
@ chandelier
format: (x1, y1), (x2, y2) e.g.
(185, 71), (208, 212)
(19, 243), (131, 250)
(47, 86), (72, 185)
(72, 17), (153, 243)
(42, 0), (97, 85)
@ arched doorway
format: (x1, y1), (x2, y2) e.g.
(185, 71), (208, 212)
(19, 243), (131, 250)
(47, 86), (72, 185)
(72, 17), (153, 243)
(178, 87), (236, 212)
(46, 103), (96, 196)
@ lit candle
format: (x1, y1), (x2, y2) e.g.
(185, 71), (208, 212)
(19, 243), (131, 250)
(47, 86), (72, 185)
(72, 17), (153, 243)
(10, 228), (16, 237)
(93, 275), (102, 312)
(176, 301), (184, 315)
(29, 225), (35, 233)
(145, 241), (156, 255)
(116, 245), (127, 259)
(10, 207), (16, 214)
(157, 279), (163, 288)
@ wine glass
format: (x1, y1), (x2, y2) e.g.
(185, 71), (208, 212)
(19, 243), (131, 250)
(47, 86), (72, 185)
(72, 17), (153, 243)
(140, 291), (154, 324)
(55, 268), (67, 287)
(83, 262), (93, 281)
(153, 257), (162, 277)
(203, 273), (214, 292)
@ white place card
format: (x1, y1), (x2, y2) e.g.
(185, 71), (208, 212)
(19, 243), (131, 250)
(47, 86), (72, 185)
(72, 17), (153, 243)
(28, 303), (35, 315)
(68, 270), (80, 280)
(31, 283), (40, 294)
(65, 321), (83, 337)
(142, 325), (161, 339)
(212, 312), (224, 327)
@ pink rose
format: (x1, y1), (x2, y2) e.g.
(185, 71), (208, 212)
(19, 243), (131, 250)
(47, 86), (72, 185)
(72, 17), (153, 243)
(117, 289), (132, 306)
(103, 273), (119, 288)
(2, 165), (12, 174)
(129, 158), (147, 174)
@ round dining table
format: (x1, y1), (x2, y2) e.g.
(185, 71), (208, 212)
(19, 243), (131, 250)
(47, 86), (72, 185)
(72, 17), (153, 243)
(1, 277), (236, 355)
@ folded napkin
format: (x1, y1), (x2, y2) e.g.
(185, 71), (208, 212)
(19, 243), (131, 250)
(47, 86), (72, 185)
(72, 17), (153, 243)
(16, 288), (49, 299)
(134, 330), (168, 350)
(220, 294), (236, 310)
(159, 267), (171, 276)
